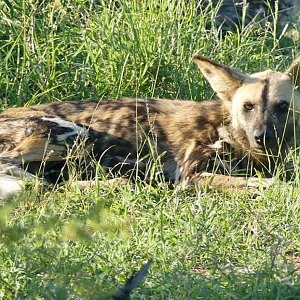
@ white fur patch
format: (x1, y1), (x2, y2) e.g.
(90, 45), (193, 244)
(0, 165), (36, 199)
(41, 117), (84, 142)
(208, 140), (223, 149)
(0, 147), (10, 158)
(200, 172), (214, 178)
(0, 177), (24, 199)
(247, 177), (275, 188)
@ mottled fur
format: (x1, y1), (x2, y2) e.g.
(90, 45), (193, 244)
(1, 55), (300, 198)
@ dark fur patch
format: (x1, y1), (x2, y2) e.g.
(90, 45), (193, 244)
(261, 79), (269, 111)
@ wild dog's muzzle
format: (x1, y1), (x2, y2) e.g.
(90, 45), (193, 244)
(253, 128), (272, 147)
(252, 124), (286, 152)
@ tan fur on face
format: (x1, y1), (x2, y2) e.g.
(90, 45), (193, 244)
(193, 55), (300, 172)
(231, 71), (300, 151)
(252, 70), (300, 118)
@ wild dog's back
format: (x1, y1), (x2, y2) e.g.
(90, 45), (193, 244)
(0, 98), (229, 183)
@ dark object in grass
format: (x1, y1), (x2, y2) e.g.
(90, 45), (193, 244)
(201, 0), (299, 28)
(112, 260), (153, 300)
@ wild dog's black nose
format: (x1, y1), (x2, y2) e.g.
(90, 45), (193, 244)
(254, 129), (270, 146)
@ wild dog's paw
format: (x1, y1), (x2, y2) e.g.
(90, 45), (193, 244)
(188, 173), (276, 192)
(0, 177), (24, 199)
(0, 165), (36, 199)
(246, 177), (275, 189)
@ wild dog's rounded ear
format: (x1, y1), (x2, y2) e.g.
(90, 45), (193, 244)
(193, 55), (250, 101)
(285, 56), (300, 90)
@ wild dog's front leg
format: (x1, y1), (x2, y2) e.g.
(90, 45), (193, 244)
(177, 144), (275, 192)
(184, 172), (275, 192)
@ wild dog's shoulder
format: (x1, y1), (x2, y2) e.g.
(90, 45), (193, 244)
(0, 99), (103, 119)
(170, 99), (230, 131)
(0, 98), (175, 119)
(0, 97), (222, 117)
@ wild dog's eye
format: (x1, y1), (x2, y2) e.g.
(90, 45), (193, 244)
(243, 103), (254, 111)
(278, 102), (288, 110)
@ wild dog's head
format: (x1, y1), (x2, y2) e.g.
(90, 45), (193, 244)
(193, 55), (300, 160)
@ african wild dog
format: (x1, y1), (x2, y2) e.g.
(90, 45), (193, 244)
(0, 55), (300, 198)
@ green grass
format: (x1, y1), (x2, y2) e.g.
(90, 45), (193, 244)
(1, 0), (300, 299)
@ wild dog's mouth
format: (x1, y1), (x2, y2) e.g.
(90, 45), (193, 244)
(249, 136), (291, 164)
(246, 146), (282, 171)
(251, 134), (291, 154)
(250, 138), (283, 152)
(249, 146), (279, 157)
(248, 139), (272, 153)
(249, 127), (290, 154)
